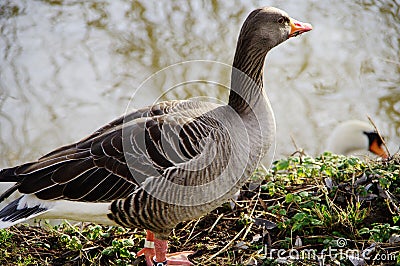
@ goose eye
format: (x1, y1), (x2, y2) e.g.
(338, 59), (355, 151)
(277, 17), (286, 24)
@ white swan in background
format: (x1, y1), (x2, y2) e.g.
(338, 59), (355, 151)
(326, 120), (388, 158)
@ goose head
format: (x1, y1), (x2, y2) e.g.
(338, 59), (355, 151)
(236, 7), (313, 54)
(230, 7), (312, 113)
(327, 120), (388, 158)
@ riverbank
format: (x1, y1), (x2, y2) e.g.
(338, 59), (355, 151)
(0, 152), (399, 265)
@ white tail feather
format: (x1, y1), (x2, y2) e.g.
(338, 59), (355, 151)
(0, 194), (117, 228)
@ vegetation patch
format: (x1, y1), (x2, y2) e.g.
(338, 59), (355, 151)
(0, 152), (399, 265)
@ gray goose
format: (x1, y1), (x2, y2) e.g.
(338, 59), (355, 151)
(0, 7), (312, 266)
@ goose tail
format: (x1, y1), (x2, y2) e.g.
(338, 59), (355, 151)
(0, 195), (50, 228)
(0, 164), (48, 228)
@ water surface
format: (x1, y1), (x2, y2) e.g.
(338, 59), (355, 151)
(0, 0), (399, 170)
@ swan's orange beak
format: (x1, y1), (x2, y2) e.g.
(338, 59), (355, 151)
(369, 138), (389, 159)
(289, 18), (313, 38)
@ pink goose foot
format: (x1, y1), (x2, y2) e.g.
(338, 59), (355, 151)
(137, 230), (193, 266)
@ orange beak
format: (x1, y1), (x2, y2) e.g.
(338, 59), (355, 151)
(369, 138), (389, 159)
(289, 18), (313, 38)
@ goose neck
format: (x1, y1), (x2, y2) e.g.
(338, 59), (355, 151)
(228, 44), (268, 114)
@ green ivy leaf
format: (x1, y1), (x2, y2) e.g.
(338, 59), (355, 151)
(285, 193), (294, 203)
(276, 160), (289, 170)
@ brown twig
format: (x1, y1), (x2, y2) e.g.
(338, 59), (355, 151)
(183, 217), (202, 246)
(208, 213), (224, 234)
(367, 116), (390, 158)
(204, 226), (247, 263)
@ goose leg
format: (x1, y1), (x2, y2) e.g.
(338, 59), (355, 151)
(137, 230), (193, 265)
(137, 230), (156, 266)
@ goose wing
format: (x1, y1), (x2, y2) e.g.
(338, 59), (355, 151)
(0, 100), (221, 203)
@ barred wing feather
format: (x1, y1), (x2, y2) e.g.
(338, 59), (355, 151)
(0, 100), (221, 204)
